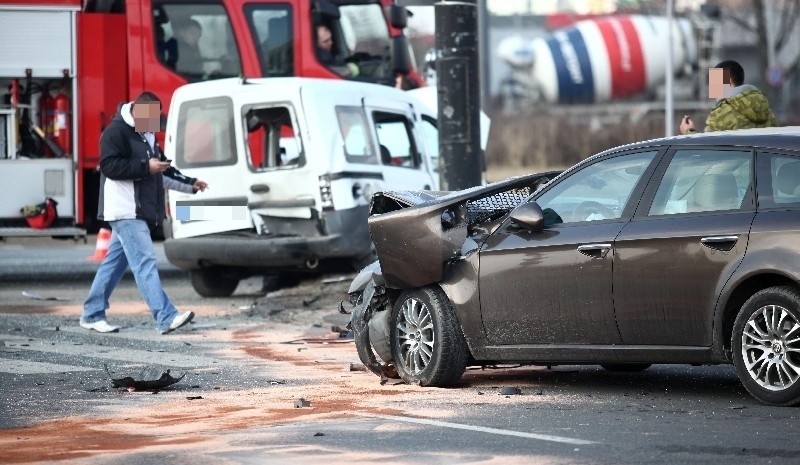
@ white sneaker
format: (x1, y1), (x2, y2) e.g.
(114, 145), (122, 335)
(79, 319), (120, 333)
(162, 311), (194, 335)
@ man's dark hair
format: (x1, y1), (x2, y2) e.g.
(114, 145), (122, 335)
(133, 91), (161, 109)
(715, 60), (745, 86)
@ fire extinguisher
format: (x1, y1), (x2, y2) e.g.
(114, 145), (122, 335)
(9, 79), (20, 108)
(39, 85), (55, 156)
(53, 85), (71, 157)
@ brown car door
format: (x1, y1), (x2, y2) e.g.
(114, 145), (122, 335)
(613, 148), (756, 346)
(479, 151), (659, 345)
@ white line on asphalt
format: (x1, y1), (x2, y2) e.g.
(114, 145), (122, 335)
(354, 412), (597, 445)
(0, 359), (96, 374)
(0, 335), (218, 369)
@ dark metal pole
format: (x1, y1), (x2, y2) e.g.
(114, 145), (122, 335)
(435, 0), (482, 191)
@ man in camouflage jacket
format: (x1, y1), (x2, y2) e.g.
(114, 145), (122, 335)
(680, 60), (778, 134)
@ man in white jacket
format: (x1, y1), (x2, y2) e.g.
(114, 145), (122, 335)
(80, 91), (207, 334)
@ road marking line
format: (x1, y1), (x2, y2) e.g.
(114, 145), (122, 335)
(354, 412), (597, 445)
(0, 359), (95, 374)
(0, 335), (217, 369)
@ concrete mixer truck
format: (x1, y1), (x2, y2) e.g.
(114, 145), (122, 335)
(497, 14), (698, 105)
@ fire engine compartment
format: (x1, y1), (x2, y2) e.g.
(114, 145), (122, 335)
(0, 5), (80, 233)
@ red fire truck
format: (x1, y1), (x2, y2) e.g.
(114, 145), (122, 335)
(0, 0), (416, 239)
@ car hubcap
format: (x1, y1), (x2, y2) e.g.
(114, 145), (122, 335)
(742, 304), (800, 391)
(396, 297), (435, 375)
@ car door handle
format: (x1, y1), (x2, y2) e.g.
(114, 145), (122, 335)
(250, 184), (270, 194)
(577, 243), (612, 259)
(700, 235), (739, 250)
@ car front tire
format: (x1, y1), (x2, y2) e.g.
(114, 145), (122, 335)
(732, 286), (800, 406)
(189, 269), (239, 298)
(390, 286), (469, 387)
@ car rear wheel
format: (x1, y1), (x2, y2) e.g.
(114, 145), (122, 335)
(390, 286), (469, 386)
(600, 363), (652, 372)
(189, 269), (239, 298)
(732, 286), (800, 406)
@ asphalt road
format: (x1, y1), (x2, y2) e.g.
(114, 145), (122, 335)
(1, 237), (799, 465)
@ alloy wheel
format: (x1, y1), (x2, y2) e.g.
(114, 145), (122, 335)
(396, 297), (435, 375)
(741, 304), (800, 391)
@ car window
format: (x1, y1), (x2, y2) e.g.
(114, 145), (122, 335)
(336, 106), (377, 165)
(373, 111), (420, 169)
(243, 105), (302, 170)
(176, 96), (235, 167)
(757, 152), (800, 209)
(246, 4), (293, 77)
(420, 116), (439, 172)
(153, 1), (241, 81)
(648, 150), (752, 216)
(536, 151), (657, 225)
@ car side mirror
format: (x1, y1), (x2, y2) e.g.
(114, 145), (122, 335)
(392, 35), (413, 75)
(509, 201), (544, 232)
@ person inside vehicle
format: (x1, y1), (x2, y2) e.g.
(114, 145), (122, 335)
(680, 60), (778, 134)
(315, 24), (359, 78)
(174, 19), (205, 77)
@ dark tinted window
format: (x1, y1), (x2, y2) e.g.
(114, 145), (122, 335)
(246, 4), (293, 77)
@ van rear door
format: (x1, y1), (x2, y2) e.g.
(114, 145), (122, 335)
(167, 95), (251, 239)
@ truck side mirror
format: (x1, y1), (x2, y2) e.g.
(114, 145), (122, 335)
(509, 201), (544, 232)
(392, 35), (413, 75)
(387, 5), (408, 29)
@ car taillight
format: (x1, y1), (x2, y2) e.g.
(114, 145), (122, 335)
(319, 174), (334, 210)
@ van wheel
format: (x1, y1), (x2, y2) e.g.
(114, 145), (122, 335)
(600, 363), (651, 372)
(190, 269), (239, 297)
(732, 286), (800, 406)
(390, 286), (469, 387)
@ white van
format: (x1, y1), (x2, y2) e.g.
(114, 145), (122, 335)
(163, 77), (441, 297)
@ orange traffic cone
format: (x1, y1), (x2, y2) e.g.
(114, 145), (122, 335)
(88, 228), (111, 262)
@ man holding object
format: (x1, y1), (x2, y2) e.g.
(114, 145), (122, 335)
(80, 91), (208, 334)
(680, 60), (778, 134)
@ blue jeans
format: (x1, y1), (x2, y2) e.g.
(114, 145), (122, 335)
(82, 219), (179, 332)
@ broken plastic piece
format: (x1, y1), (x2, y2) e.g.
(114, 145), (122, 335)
(104, 364), (185, 391)
(294, 398), (311, 408)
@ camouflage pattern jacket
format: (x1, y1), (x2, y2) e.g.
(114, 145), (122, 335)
(700, 84), (778, 132)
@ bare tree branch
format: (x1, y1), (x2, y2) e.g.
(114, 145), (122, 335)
(723, 11), (755, 31)
(775, 0), (800, 50)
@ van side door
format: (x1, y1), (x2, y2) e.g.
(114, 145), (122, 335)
(364, 98), (436, 191)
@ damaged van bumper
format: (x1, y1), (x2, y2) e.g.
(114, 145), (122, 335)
(165, 231), (371, 271)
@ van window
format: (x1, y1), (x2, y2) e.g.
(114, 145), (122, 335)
(244, 105), (302, 170)
(336, 106), (377, 164)
(152, 1), (241, 81)
(176, 97), (236, 167)
(420, 115), (439, 172)
(373, 111), (419, 169)
(246, 4), (293, 77)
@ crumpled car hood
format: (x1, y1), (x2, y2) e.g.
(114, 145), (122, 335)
(367, 172), (559, 289)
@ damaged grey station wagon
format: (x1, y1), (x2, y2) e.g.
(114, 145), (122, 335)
(343, 127), (800, 406)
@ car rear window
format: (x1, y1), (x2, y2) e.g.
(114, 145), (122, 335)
(648, 150), (752, 216)
(758, 153), (800, 209)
